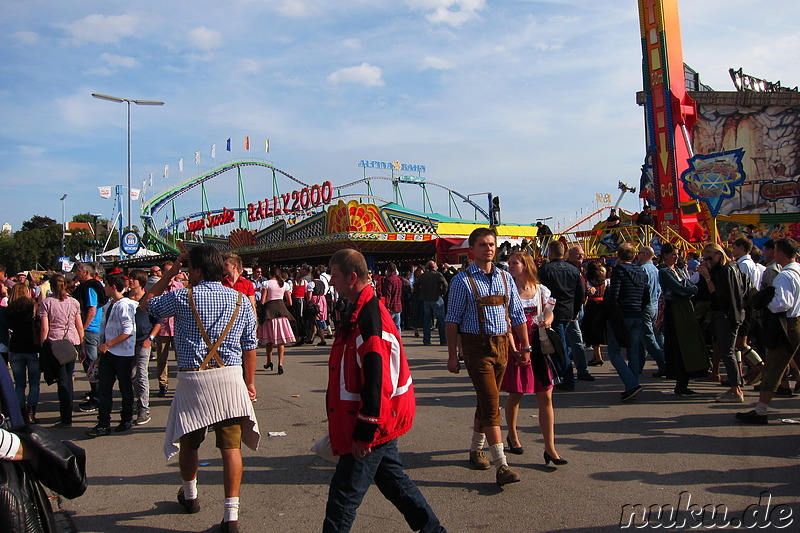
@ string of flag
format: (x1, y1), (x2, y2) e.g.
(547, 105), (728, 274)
(98, 137), (271, 200)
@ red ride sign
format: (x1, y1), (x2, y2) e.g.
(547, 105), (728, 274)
(248, 180), (333, 222)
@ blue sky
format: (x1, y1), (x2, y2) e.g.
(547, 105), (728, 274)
(2, 0), (798, 237)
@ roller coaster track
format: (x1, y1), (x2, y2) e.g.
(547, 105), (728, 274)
(335, 175), (490, 221)
(140, 159), (489, 247)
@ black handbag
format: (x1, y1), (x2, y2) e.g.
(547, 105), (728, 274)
(49, 310), (78, 365)
(12, 425), (87, 499)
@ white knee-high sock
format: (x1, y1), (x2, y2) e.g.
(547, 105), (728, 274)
(224, 497), (240, 522)
(183, 478), (198, 500)
(489, 443), (508, 469)
(470, 431), (486, 452)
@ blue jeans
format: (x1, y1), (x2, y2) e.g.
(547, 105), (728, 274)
(640, 304), (665, 372)
(323, 439), (445, 533)
(422, 299), (446, 345)
(83, 330), (101, 401)
(97, 352), (135, 427)
(566, 309), (589, 376)
(9, 352), (40, 408)
(390, 311), (402, 334)
(552, 322), (575, 387)
(606, 317), (643, 391)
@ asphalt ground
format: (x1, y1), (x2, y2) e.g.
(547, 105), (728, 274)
(36, 337), (800, 532)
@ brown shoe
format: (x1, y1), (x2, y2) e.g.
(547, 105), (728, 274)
(177, 487), (200, 514)
(220, 520), (240, 533)
(469, 450), (491, 470)
(496, 465), (521, 485)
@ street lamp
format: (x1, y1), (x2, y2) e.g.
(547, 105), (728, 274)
(60, 194), (67, 270)
(91, 93), (164, 257)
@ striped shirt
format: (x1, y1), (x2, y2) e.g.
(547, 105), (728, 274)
(0, 428), (20, 461)
(606, 261), (650, 316)
(147, 281), (258, 369)
(445, 263), (525, 335)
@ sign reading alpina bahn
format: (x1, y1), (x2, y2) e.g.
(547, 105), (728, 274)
(358, 160), (426, 172)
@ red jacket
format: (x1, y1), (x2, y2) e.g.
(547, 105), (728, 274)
(326, 284), (415, 456)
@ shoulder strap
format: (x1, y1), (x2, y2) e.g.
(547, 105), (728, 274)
(187, 287), (243, 370)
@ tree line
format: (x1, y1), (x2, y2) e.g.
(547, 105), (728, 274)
(0, 214), (116, 273)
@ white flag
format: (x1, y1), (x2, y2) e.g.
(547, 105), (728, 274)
(98, 186), (112, 199)
(164, 164), (170, 179)
(178, 158), (184, 173)
(195, 151), (200, 165)
(130, 188), (141, 201)
(148, 172), (153, 187)
(141, 180), (147, 195)
(211, 143), (216, 159)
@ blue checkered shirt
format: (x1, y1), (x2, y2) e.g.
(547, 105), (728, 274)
(147, 281), (258, 369)
(445, 263), (525, 335)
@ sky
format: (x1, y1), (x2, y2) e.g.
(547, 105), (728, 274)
(2, 0), (799, 239)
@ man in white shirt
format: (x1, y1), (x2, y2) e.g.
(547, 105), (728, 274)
(737, 237), (800, 424)
(732, 237), (764, 381)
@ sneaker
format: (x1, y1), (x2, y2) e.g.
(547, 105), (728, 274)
(136, 411), (152, 426)
(86, 425), (110, 438)
(775, 386), (795, 397)
(177, 487), (201, 514)
(220, 520), (240, 533)
(158, 385), (168, 398)
(495, 465), (521, 486)
(621, 385), (643, 402)
(469, 450), (491, 470)
(735, 410), (768, 425)
(79, 400), (98, 412)
(715, 390), (744, 403)
(577, 373), (595, 382)
(115, 421), (133, 432)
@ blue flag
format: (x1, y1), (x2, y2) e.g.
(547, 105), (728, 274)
(226, 138), (231, 151)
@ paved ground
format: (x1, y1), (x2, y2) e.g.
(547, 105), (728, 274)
(38, 338), (800, 532)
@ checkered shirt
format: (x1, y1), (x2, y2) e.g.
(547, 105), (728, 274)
(147, 280), (258, 369)
(445, 263), (525, 335)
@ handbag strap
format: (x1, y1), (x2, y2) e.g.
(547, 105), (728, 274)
(187, 287), (242, 370)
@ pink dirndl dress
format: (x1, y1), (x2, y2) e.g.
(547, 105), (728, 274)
(159, 279), (185, 337)
(257, 280), (296, 346)
(501, 289), (554, 394)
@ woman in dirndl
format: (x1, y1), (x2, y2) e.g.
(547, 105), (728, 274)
(257, 267), (295, 375)
(658, 243), (708, 395)
(501, 252), (567, 465)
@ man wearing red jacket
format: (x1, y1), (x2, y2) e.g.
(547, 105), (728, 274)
(324, 249), (446, 533)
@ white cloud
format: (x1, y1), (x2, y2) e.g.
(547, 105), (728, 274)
(99, 53), (140, 69)
(406, 0), (486, 27)
(327, 63), (384, 87)
(188, 26), (224, 51)
(58, 14), (141, 45)
(237, 59), (262, 75)
(12, 31), (38, 46)
(342, 38), (362, 51)
(420, 55), (455, 71)
(18, 145), (46, 158)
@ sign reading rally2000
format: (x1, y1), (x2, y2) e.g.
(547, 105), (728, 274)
(248, 180), (334, 222)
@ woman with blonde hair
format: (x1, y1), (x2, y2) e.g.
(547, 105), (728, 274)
(501, 252), (566, 466)
(6, 283), (41, 423)
(38, 274), (84, 427)
(697, 243), (745, 403)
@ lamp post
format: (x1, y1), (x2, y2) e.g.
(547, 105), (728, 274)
(91, 93), (164, 257)
(60, 194), (67, 270)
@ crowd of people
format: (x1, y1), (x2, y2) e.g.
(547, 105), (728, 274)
(1, 226), (799, 531)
